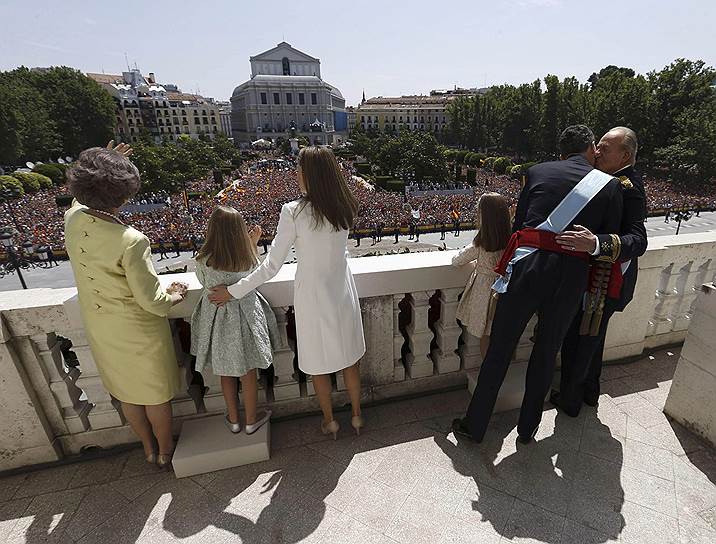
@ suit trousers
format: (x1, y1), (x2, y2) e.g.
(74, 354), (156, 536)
(560, 300), (618, 412)
(465, 253), (588, 441)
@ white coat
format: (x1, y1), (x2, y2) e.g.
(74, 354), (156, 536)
(227, 200), (366, 375)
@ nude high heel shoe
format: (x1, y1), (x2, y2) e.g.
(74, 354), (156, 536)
(321, 420), (340, 440)
(351, 415), (365, 436)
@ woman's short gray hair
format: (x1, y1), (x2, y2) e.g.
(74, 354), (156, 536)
(67, 147), (141, 210)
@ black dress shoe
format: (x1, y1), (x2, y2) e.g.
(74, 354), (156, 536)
(452, 418), (480, 442)
(517, 427), (538, 444)
(549, 390), (580, 418)
(583, 391), (599, 407)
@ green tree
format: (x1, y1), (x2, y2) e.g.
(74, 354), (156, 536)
(26, 67), (116, 157)
(0, 72), (61, 163)
(649, 59), (716, 154)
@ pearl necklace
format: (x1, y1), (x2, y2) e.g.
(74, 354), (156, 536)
(89, 208), (125, 225)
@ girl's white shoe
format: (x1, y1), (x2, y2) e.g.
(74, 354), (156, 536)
(245, 410), (272, 435)
(224, 414), (241, 434)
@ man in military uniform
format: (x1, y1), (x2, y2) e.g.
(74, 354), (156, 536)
(453, 125), (624, 443)
(551, 127), (648, 415)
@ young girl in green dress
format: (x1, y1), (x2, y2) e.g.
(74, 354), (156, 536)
(191, 206), (279, 434)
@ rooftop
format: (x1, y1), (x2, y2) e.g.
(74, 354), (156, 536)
(0, 347), (713, 543)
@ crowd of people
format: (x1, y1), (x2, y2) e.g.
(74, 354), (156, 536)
(0, 155), (715, 255)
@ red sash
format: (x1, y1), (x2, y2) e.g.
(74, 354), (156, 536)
(494, 228), (589, 276)
(494, 228), (623, 300)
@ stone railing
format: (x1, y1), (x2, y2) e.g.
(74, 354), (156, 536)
(1, 231), (715, 471)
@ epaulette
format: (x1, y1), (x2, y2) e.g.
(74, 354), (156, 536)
(619, 176), (633, 189)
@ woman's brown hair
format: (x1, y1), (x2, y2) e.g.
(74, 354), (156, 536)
(472, 192), (511, 252)
(297, 146), (358, 231)
(196, 206), (258, 272)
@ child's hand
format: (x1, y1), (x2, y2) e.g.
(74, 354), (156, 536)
(249, 225), (262, 245)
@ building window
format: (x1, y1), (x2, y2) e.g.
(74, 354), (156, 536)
(173, 117), (179, 124)
(282, 57), (291, 75)
(260, 92), (267, 105)
(273, 93), (280, 105)
(203, 118), (209, 125)
(286, 93), (292, 105)
(361, 115), (365, 122)
(175, 127), (180, 134)
(194, 117), (200, 124)
(311, 93), (317, 105)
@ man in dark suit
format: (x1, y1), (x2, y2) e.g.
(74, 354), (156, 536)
(453, 125), (624, 443)
(552, 127), (648, 415)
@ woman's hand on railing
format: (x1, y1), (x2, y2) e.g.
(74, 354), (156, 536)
(166, 281), (189, 305)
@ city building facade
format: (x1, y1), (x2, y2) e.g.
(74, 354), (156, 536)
(353, 87), (486, 137)
(88, 70), (225, 144)
(230, 42), (348, 146)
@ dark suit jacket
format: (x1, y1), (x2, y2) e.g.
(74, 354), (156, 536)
(504, 155), (623, 301)
(514, 155), (623, 237)
(596, 165), (648, 311)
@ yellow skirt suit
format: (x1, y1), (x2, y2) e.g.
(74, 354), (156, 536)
(64, 202), (180, 405)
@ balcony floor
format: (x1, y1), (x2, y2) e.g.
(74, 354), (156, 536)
(1, 347), (714, 544)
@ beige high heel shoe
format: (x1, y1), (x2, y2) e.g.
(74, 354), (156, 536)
(351, 415), (365, 436)
(321, 420), (340, 440)
(156, 453), (173, 471)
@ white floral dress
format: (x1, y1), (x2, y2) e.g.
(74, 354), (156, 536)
(452, 244), (502, 337)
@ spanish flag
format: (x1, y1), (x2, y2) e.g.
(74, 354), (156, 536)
(451, 209), (460, 221)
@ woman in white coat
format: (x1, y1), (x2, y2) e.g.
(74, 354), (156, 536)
(209, 147), (366, 438)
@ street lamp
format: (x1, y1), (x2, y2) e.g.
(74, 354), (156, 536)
(0, 231), (47, 290)
(665, 208), (695, 235)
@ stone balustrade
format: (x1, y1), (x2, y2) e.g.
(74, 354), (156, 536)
(1, 231), (715, 471)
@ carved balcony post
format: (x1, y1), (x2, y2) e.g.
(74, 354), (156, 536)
(433, 288), (462, 373)
(393, 294), (406, 381)
(272, 306), (301, 400)
(404, 291), (435, 378)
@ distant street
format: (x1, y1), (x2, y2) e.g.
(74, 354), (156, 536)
(1, 212), (715, 292)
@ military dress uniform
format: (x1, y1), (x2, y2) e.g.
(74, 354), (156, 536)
(463, 155), (624, 442)
(556, 165), (647, 414)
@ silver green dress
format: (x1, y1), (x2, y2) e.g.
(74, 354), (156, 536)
(190, 259), (279, 377)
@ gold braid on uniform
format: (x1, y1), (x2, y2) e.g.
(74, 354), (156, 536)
(596, 233), (621, 263)
(580, 259), (613, 336)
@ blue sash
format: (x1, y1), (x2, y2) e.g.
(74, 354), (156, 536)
(493, 168), (615, 293)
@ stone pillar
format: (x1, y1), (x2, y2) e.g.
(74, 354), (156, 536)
(433, 288), (462, 374)
(64, 328), (124, 429)
(393, 294), (406, 381)
(357, 296), (394, 385)
(649, 261), (688, 338)
(460, 327), (482, 370)
(605, 248), (665, 361)
(0, 315), (62, 470)
(30, 333), (90, 435)
(664, 283), (716, 448)
(272, 307), (301, 401)
(404, 291), (435, 378)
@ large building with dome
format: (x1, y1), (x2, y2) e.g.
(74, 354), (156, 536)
(230, 42), (348, 146)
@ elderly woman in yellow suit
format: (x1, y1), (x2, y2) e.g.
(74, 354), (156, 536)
(64, 143), (187, 469)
